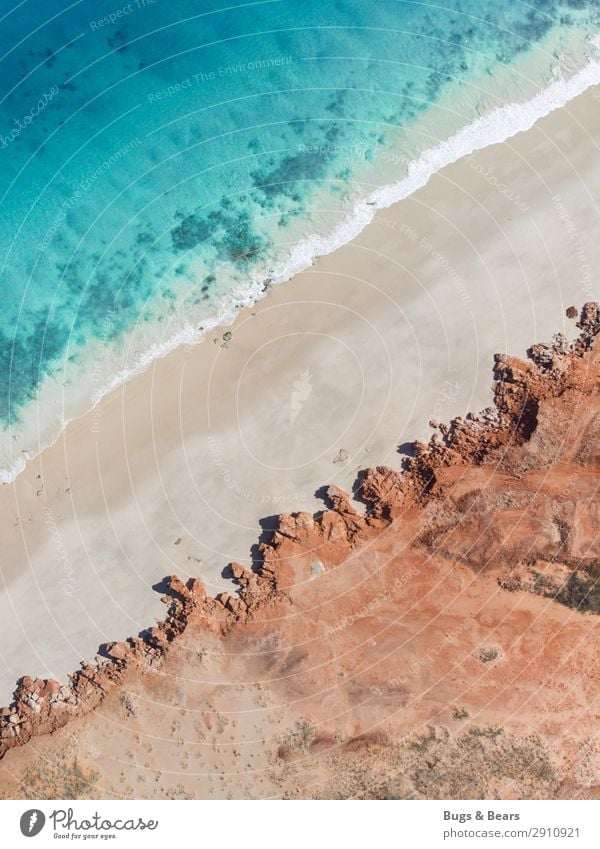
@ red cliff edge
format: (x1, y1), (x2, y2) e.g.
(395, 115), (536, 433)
(1, 303), (600, 767)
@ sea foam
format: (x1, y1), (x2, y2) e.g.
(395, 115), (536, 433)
(2, 41), (600, 485)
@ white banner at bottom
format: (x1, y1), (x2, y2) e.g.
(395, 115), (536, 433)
(0, 799), (597, 847)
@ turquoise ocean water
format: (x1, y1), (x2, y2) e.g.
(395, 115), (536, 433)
(1, 0), (600, 479)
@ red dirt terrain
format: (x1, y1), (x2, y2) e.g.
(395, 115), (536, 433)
(1, 304), (600, 799)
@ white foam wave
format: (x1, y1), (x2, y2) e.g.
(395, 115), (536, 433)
(3, 40), (600, 484)
(277, 37), (600, 286)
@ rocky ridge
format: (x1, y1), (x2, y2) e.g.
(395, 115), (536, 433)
(1, 302), (599, 773)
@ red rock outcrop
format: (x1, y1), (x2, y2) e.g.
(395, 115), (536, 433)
(0, 576), (222, 759)
(2, 304), (600, 799)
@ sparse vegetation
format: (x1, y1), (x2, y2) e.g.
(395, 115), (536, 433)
(286, 726), (558, 800)
(452, 706), (469, 720)
(20, 746), (100, 799)
(479, 646), (499, 663)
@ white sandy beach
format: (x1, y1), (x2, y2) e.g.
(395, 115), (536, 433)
(0, 85), (599, 704)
